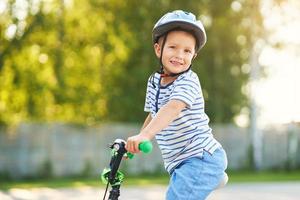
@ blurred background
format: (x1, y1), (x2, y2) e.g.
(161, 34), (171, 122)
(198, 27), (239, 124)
(0, 0), (300, 186)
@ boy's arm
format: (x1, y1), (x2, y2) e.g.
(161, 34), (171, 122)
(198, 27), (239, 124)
(126, 100), (186, 153)
(141, 100), (186, 139)
(141, 113), (152, 131)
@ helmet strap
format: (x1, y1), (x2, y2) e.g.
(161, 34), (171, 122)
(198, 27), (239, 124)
(158, 33), (168, 75)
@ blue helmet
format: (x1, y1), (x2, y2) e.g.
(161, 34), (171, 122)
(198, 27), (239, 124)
(152, 10), (207, 52)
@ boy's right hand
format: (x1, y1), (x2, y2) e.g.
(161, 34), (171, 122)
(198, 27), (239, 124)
(126, 134), (149, 154)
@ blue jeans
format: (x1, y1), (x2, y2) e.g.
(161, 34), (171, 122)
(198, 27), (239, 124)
(166, 147), (228, 200)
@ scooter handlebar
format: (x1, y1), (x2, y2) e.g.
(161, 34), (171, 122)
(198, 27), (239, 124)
(126, 140), (152, 159)
(139, 140), (153, 153)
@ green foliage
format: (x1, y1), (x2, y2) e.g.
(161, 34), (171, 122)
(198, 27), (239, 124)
(0, 0), (263, 126)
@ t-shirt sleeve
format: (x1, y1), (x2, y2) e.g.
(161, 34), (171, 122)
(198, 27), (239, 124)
(169, 78), (200, 108)
(144, 78), (152, 112)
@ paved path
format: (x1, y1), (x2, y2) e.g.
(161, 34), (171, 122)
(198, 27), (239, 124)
(1, 182), (300, 200)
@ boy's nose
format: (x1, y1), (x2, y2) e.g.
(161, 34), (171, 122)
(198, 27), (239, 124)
(175, 50), (184, 59)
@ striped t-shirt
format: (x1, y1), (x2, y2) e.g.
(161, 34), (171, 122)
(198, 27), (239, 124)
(144, 70), (221, 173)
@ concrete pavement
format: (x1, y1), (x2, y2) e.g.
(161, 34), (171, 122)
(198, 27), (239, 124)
(1, 182), (300, 200)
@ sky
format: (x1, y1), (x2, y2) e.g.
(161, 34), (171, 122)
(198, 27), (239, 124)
(254, 0), (300, 126)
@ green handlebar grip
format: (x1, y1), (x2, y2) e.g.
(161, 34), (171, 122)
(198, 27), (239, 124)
(139, 140), (153, 153)
(126, 140), (152, 159)
(127, 152), (134, 159)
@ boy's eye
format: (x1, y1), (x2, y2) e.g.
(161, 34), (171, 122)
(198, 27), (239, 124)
(185, 49), (192, 53)
(168, 45), (175, 49)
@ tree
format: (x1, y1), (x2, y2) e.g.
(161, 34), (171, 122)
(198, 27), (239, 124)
(0, 0), (262, 126)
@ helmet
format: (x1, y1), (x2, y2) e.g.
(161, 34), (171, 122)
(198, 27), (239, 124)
(152, 10), (207, 52)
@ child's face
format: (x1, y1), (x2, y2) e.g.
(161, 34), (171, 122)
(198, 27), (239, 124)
(154, 30), (197, 75)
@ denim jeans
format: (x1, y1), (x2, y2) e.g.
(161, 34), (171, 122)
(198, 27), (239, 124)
(166, 147), (228, 200)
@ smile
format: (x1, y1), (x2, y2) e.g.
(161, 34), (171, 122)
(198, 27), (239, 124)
(170, 60), (183, 66)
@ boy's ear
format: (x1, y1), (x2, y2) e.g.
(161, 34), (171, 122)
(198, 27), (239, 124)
(154, 43), (161, 58)
(193, 53), (198, 60)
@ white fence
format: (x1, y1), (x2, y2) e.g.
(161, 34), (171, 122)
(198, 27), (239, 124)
(0, 123), (299, 179)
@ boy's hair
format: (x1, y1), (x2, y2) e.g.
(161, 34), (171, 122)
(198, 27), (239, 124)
(156, 27), (199, 51)
(152, 10), (207, 52)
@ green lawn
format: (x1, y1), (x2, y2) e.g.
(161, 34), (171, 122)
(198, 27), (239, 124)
(1, 170), (300, 191)
(227, 170), (300, 182)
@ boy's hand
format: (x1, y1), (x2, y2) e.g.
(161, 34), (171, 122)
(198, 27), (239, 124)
(126, 134), (149, 154)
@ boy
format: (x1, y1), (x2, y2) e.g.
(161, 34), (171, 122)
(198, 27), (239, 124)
(126, 10), (228, 200)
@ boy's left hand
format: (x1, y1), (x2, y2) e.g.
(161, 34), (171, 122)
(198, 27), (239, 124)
(126, 134), (149, 154)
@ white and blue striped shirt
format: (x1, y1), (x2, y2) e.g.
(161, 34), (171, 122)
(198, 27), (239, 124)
(144, 70), (221, 173)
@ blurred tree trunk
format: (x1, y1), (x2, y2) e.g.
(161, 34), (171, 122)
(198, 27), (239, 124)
(53, 0), (65, 102)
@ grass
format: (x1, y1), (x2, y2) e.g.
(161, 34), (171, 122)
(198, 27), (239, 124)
(227, 170), (300, 182)
(1, 170), (300, 191)
(0, 174), (170, 191)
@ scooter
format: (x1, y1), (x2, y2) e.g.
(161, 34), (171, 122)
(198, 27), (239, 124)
(101, 139), (153, 200)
